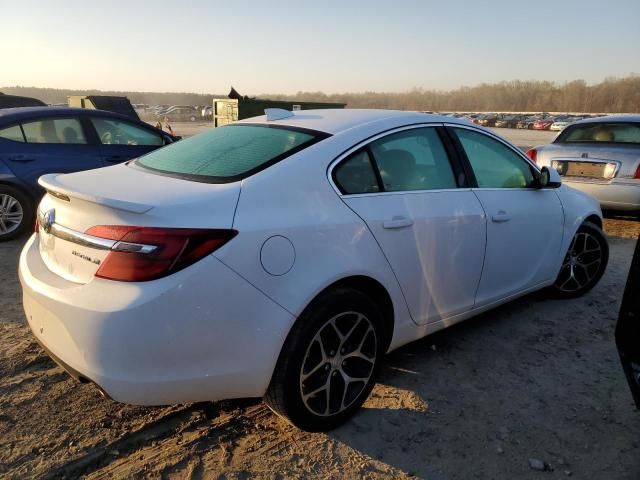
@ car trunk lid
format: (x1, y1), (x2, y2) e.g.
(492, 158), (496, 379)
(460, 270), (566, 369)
(36, 164), (240, 284)
(537, 143), (640, 179)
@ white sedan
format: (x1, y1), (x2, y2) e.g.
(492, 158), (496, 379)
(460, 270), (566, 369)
(19, 109), (608, 431)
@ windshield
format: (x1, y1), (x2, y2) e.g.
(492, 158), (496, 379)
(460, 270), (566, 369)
(556, 122), (640, 145)
(135, 124), (328, 182)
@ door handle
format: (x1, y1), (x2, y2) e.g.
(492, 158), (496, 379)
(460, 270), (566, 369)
(491, 211), (511, 223)
(383, 216), (414, 229)
(7, 154), (34, 162)
(103, 155), (129, 162)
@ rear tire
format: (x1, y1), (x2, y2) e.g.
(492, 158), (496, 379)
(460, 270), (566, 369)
(0, 185), (33, 241)
(550, 221), (609, 298)
(265, 288), (384, 431)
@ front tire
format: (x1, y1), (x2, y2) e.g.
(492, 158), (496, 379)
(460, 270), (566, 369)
(551, 221), (609, 298)
(265, 288), (384, 431)
(0, 185), (33, 241)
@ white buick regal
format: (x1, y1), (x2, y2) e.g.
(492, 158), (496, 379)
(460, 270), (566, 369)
(20, 109), (608, 431)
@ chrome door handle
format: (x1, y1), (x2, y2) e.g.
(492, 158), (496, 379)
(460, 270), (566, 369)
(8, 154), (34, 162)
(383, 216), (414, 229)
(491, 211), (511, 223)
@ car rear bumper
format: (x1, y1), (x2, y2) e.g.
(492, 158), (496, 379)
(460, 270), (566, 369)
(19, 234), (295, 405)
(562, 178), (640, 210)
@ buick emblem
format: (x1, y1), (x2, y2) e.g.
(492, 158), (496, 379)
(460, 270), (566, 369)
(41, 209), (55, 234)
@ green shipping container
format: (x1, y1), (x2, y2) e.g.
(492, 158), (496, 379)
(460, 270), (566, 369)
(213, 98), (346, 127)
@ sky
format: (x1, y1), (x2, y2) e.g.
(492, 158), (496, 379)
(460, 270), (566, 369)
(2, 0), (639, 95)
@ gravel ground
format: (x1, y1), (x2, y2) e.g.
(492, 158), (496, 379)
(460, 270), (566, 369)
(1, 217), (638, 479)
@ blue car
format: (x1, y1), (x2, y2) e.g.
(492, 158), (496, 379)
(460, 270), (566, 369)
(0, 107), (175, 240)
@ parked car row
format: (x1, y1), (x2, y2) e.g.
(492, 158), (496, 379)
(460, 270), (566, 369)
(434, 112), (604, 131)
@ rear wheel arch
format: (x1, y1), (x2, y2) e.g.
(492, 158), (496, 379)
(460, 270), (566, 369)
(584, 214), (602, 229)
(317, 276), (395, 352)
(276, 275), (395, 367)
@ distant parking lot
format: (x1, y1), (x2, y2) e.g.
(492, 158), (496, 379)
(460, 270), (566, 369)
(161, 122), (557, 151)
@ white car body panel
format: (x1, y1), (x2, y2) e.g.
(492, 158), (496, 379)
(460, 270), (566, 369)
(471, 188), (565, 305)
(343, 190), (486, 324)
(21, 234), (295, 404)
(18, 109), (604, 405)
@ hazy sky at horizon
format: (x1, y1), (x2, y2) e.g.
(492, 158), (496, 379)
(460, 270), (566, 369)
(2, 0), (639, 94)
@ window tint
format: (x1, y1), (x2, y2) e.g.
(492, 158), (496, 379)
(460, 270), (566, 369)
(369, 127), (456, 192)
(455, 128), (535, 188)
(91, 118), (164, 146)
(22, 118), (87, 144)
(136, 124), (324, 181)
(334, 150), (380, 194)
(0, 125), (25, 142)
(557, 122), (640, 145)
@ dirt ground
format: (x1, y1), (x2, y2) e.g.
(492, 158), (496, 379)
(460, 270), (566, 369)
(1, 217), (639, 479)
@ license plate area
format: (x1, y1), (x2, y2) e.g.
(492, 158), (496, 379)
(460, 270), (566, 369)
(551, 160), (617, 179)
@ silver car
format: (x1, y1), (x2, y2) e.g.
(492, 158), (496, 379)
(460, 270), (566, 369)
(529, 115), (640, 211)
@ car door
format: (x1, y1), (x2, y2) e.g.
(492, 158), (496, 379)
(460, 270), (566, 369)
(89, 116), (168, 165)
(332, 125), (487, 325)
(448, 125), (564, 306)
(1, 116), (102, 189)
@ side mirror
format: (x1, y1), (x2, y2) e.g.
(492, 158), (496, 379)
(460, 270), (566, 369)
(538, 166), (561, 189)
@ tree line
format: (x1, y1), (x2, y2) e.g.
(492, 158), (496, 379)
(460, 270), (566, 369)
(271, 76), (640, 113)
(2, 75), (639, 112)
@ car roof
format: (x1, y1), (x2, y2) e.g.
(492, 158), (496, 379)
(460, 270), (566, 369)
(573, 114), (640, 125)
(0, 106), (139, 124)
(236, 108), (472, 135)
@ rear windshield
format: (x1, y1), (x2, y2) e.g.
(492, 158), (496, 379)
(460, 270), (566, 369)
(556, 122), (640, 145)
(135, 124), (328, 182)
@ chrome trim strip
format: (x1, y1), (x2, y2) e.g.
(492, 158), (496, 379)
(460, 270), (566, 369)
(41, 220), (159, 254)
(112, 241), (157, 254)
(48, 223), (116, 250)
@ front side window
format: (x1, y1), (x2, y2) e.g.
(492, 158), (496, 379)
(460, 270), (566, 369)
(0, 125), (25, 142)
(557, 122), (640, 145)
(369, 127), (457, 192)
(21, 118), (87, 144)
(136, 124), (326, 182)
(454, 128), (536, 188)
(333, 150), (380, 194)
(91, 118), (164, 146)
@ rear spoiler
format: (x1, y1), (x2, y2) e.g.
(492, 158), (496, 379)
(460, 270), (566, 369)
(38, 174), (153, 214)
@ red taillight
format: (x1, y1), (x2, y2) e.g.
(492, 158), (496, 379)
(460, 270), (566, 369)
(85, 226), (237, 282)
(526, 148), (537, 163)
(634, 164), (640, 179)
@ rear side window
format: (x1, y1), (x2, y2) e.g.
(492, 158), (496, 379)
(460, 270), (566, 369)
(454, 128), (536, 188)
(369, 127), (457, 192)
(21, 118), (87, 144)
(557, 122), (640, 144)
(136, 124), (327, 182)
(334, 150), (380, 194)
(0, 125), (25, 142)
(91, 118), (164, 146)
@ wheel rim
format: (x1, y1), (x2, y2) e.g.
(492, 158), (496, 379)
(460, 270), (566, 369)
(555, 231), (603, 293)
(299, 311), (377, 417)
(0, 194), (23, 235)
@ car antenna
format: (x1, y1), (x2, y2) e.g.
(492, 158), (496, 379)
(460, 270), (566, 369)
(265, 108), (294, 121)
